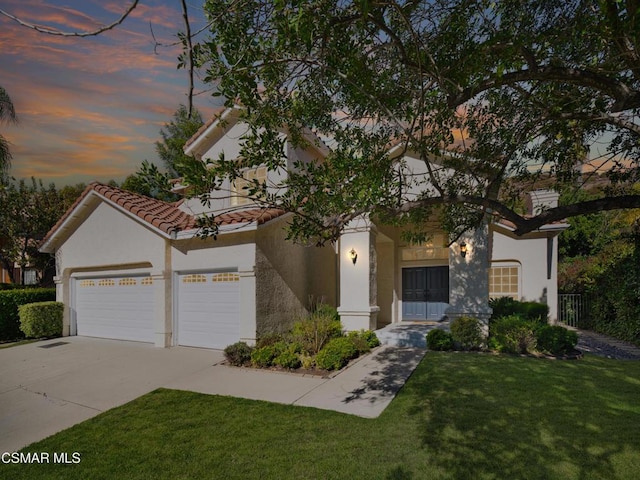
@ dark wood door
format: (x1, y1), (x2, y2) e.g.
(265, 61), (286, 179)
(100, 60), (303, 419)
(402, 266), (449, 320)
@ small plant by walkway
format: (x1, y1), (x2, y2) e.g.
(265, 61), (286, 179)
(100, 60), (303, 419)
(5, 353), (640, 480)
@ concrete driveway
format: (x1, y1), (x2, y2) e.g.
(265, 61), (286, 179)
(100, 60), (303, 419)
(1, 335), (426, 454)
(0, 336), (224, 452)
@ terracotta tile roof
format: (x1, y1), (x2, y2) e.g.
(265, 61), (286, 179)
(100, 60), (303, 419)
(215, 208), (286, 226)
(90, 183), (197, 234)
(41, 182), (287, 249)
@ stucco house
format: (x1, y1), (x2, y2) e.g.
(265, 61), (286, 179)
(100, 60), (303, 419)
(40, 106), (568, 349)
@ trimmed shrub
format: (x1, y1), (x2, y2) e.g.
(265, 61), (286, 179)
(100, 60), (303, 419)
(426, 328), (454, 351)
(224, 342), (254, 366)
(450, 316), (483, 350)
(536, 325), (578, 355)
(489, 315), (537, 354)
(255, 332), (286, 348)
(18, 301), (63, 338)
(251, 345), (278, 368)
(347, 330), (380, 355)
(273, 347), (302, 369)
(314, 303), (340, 321)
(292, 311), (342, 355)
(316, 337), (358, 371)
(361, 330), (380, 349)
(300, 354), (315, 370)
(519, 302), (550, 324)
(489, 297), (549, 324)
(0, 288), (56, 341)
(489, 296), (518, 319)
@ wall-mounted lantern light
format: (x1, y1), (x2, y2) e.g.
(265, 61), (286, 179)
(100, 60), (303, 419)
(459, 242), (467, 258)
(349, 248), (358, 265)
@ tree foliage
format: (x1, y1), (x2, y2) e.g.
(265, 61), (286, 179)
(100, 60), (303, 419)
(156, 104), (204, 177)
(0, 179), (84, 285)
(122, 105), (204, 201)
(0, 85), (17, 180)
(177, 0), (640, 243)
(121, 160), (180, 202)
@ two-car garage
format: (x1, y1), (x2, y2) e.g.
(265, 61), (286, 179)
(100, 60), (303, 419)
(73, 271), (241, 349)
(74, 275), (156, 343)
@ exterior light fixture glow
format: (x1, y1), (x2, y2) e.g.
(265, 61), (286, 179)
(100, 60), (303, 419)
(460, 242), (467, 258)
(349, 248), (358, 265)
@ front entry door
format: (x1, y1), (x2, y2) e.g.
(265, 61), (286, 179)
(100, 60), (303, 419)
(402, 266), (449, 321)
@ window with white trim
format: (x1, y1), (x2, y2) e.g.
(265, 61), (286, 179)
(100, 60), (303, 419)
(489, 263), (521, 299)
(231, 166), (268, 206)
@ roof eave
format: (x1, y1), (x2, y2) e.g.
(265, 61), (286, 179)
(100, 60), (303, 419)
(183, 106), (240, 158)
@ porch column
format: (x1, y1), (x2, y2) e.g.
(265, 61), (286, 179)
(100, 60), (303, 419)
(337, 216), (380, 331)
(446, 223), (493, 330)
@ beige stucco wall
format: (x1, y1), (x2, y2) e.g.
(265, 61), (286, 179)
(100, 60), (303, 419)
(255, 219), (337, 335)
(58, 202), (166, 271)
(55, 201), (170, 345)
(491, 226), (559, 321)
(376, 239), (395, 327)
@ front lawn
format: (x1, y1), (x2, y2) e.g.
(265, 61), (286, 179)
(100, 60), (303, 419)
(5, 353), (640, 479)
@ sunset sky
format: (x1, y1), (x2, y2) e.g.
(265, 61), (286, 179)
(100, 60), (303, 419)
(1, 0), (219, 187)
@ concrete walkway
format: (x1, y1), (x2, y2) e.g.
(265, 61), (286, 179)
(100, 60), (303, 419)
(167, 344), (425, 417)
(0, 337), (425, 453)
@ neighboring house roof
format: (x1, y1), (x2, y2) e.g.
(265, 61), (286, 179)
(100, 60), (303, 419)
(40, 182), (286, 253)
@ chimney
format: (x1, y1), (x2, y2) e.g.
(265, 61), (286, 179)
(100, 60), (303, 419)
(525, 190), (559, 216)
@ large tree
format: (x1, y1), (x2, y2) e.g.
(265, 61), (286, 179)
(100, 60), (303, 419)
(122, 105), (204, 201)
(0, 179), (83, 285)
(157, 104), (204, 177)
(0, 86), (17, 180)
(177, 0), (640, 244)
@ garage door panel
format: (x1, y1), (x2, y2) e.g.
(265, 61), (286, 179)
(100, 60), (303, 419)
(177, 272), (240, 349)
(75, 275), (155, 343)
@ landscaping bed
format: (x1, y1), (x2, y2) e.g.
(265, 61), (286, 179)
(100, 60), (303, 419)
(223, 304), (380, 374)
(427, 298), (581, 359)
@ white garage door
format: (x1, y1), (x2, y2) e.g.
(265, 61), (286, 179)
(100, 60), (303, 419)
(74, 275), (155, 343)
(177, 272), (241, 349)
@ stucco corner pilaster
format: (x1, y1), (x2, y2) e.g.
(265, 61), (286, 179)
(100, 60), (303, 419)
(239, 269), (257, 345)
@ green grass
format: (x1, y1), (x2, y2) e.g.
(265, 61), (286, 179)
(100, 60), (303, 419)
(3, 353), (640, 480)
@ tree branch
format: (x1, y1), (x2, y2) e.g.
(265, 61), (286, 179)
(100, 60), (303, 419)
(448, 65), (640, 112)
(180, 0), (195, 116)
(0, 1), (140, 37)
(385, 194), (640, 236)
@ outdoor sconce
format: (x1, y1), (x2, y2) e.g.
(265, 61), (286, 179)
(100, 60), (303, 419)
(459, 242), (467, 258)
(349, 248), (358, 265)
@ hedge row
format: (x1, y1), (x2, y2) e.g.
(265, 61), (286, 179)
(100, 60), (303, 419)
(0, 288), (56, 341)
